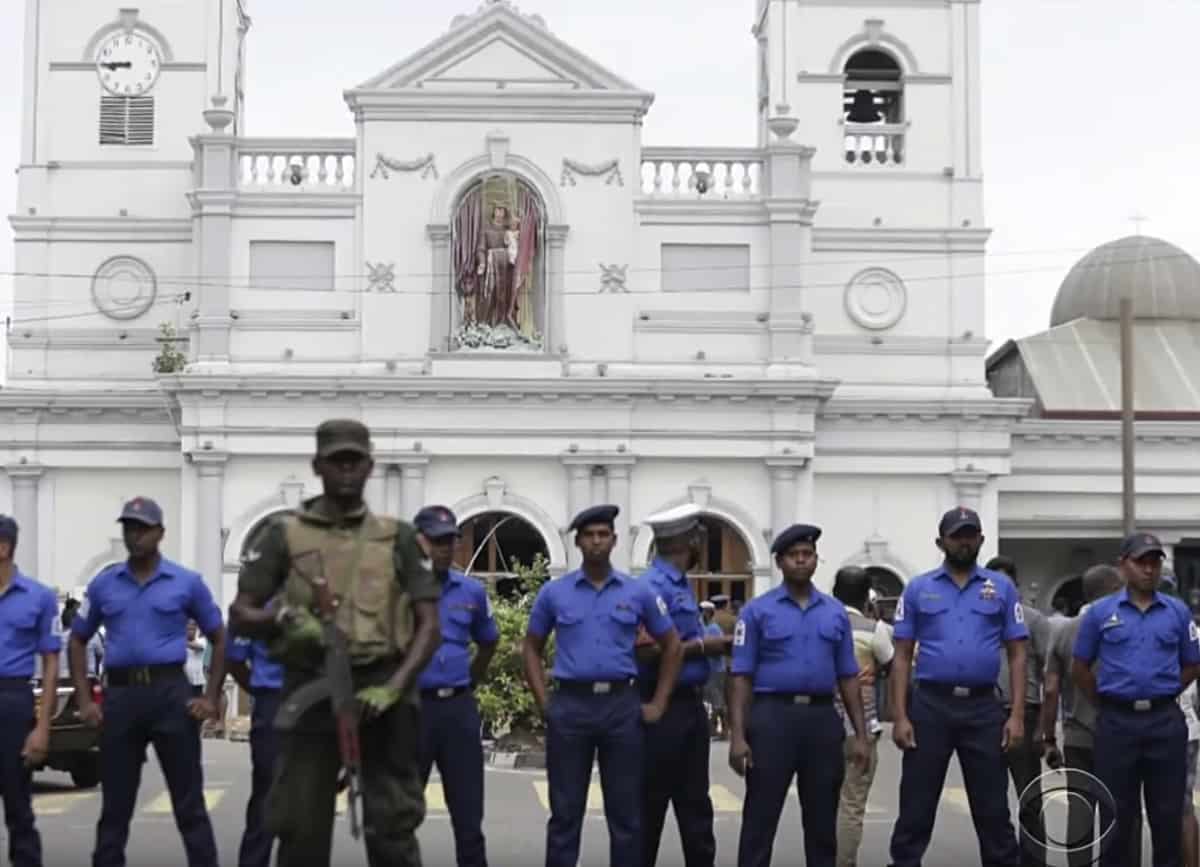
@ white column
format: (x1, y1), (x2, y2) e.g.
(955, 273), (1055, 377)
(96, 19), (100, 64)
(547, 227), (569, 353)
(366, 466), (386, 514)
(383, 464), (403, 517)
(7, 464), (43, 578)
(562, 459), (592, 570)
(192, 452), (228, 599)
(427, 226), (452, 353)
(191, 101), (238, 363)
(764, 143), (817, 365)
(950, 465), (995, 562)
(398, 460), (429, 521)
(605, 460), (634, 572)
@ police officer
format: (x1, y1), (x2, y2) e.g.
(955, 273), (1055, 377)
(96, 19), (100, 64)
(888, 507), (1028, 867)
(1072, 532), (1200, 867)
(228, 419), (442, 867)
(636, 504), (729, 867)
(729, 524), (868, 867)
(226, 628), (285, 867)
(68, 497), (226, 867)
(521, 504), (683, 867)
(0, 515), (60, 867)
(413, 505), (499, 867)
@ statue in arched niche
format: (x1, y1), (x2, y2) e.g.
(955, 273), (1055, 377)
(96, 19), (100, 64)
(452, 172), (544, 350)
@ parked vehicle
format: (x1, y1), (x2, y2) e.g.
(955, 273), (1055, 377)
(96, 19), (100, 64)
(31, 663), (103, 789)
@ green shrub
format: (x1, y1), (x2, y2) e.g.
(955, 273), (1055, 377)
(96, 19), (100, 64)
(473, 553), (555, 739)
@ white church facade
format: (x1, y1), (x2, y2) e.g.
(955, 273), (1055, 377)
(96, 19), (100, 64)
(7, 0), (1199, 614)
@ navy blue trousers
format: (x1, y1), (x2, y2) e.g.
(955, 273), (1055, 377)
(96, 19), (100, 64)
(419, 691), (488, 867)
(92, 678), (218, 867)
(1094, 701), (1186, 867)
(889, 686), (1020, 867)
(544, 688), (642, 867)
(237, 689), (280, 867)
(736, 696), (844, 867)
(0, 687), (41, 867)
(641, 690), (715, 867)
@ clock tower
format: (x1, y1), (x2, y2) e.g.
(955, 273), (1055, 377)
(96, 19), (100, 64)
(11, 1), (248, 383)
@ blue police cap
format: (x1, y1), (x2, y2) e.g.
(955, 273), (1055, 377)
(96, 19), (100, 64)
(569, 504), (618, 533)
(0, 515), (17, 544)
(118, 496), (164, 527)
(1120, 532), (1165, 560)
(413, 505), (460, 540)
(939, 506), (981, 537)
(770, 523), (822, 555)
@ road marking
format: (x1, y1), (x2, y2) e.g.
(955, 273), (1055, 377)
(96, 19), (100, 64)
(33, 792), (95, 815)
(710, 784), (741, 813)
(941, 786), (970, 812)
(143, 788), (226, 814)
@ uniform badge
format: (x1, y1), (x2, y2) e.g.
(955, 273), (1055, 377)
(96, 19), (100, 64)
(733, 619), (747, 647)
(1014, 602), (1024, 624)
(656, 595), (668, 617)
(1102, 613), (1122, 630)
(980, 578), (998, 601)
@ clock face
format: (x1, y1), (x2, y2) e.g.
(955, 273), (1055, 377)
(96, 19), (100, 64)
(96, 32), (162, 96)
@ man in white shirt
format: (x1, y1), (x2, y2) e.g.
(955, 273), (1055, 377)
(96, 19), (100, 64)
(831, 566), (894, 867)
(185, 620), (207, 698)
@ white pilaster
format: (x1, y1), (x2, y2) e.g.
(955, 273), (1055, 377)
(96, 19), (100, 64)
(398, 459), (429, 522)
(562, 459), (593, 570)
(605, 460), (635, 572)
(6, 464), (43, 578)
(764, 143), (818, 366)
(383, 465), (404, 517)
(547, 226), (569, 352)
(427, 225), (452, 352)
(190, 100), (238, 363)
(191, 451), (228, 598)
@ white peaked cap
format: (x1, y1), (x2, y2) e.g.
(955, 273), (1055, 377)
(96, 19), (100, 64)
(644, 503), (703, 538)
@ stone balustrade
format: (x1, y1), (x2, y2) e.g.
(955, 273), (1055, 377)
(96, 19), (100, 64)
(238, 138), (356, 190)
(640, 148), (765, 198)
(843, 123), (905, 166)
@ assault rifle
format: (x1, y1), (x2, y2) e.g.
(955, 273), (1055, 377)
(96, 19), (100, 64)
(274, 551), (363, 839)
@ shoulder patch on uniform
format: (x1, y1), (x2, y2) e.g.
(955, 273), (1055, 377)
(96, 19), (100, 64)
(655, 595), (668, 617)
(1189, 621), (1198, 643)
(485, 595), (494, 619)
(1014, 602), (1025, 624)
(733, 619), (747, 647)
(894, 596), (905, 622)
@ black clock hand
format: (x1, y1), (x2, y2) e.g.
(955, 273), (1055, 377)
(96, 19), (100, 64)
(100, 62), (132, 71)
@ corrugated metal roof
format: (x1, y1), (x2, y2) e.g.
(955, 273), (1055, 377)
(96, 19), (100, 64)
(1016, 319), (1200, 413)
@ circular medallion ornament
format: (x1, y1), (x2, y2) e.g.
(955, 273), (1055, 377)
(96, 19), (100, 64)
(844, 267), (907, 330)
(91, 256), (157, 320)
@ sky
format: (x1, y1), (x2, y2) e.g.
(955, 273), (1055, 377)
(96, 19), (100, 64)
(1, 0), (1198, 359)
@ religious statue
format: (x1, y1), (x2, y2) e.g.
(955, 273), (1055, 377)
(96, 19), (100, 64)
(453, 174), (543, 350)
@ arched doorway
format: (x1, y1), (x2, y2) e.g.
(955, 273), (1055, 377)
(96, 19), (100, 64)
(455, 511), (551, 598)
(450, 172), (546, 352)
(647, 515), (754, 606)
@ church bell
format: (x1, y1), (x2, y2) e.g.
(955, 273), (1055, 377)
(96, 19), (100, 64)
(846, 89), (881, 124)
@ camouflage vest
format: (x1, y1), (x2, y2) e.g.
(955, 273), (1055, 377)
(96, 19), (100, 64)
(834, 608), (881, 736)
(279, 510), (413, 666)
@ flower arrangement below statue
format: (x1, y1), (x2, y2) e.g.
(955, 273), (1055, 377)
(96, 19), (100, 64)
(453, 321), (544, 352)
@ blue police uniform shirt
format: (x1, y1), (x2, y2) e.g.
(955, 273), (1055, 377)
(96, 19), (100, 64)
(704, 622), (724, 675)
(892, 564), (1028, 686)
(0, 573), (62, 678)
(1073, 588), (1200, 700)
(637, 558), (710, 687)
(528, 568), (674, 681)
(730, 585), (859, 693)
(71, 558), (223, 669)
(226, 637), (284, 691)
(419, 569), (500, 690)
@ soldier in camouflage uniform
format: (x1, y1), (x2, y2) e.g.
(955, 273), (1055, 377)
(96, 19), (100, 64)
(229, 419), (443, 867)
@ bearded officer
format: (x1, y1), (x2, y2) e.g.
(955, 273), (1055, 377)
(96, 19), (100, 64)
(413, 505), (499, 867)
(69, 497), (226, 867)
(521, 504), (683, 867)
(729, 523), (868, 867)
(636, 504), (730, 867)
(887, 507), (1027, 867)
(1072, 532), (1200, 867)
(228, 419), (442, 867)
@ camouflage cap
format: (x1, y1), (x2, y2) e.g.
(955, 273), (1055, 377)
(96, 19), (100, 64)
(315, 419), (372, 459)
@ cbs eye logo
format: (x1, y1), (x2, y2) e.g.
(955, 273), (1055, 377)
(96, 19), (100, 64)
(1017, 768), (1120, 865)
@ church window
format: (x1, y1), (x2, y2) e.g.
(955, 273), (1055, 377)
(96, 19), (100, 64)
(99, 96), (155, 146)
(450, 173), (547, 353)
(454, 511), (551, 599)
(842, 49), (903, 165)
(648, 515), (754, 604)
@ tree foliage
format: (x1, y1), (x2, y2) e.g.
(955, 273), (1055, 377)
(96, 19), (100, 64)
(473, 553), (555, 740)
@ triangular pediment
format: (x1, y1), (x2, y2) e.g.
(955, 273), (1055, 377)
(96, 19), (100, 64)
(352, 1), (647, 94)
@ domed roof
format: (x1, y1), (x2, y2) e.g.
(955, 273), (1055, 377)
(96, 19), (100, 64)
(1049, 235), (1200, 327)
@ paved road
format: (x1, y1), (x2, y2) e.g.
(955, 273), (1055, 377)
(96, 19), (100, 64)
(31, 732), (1160, 866)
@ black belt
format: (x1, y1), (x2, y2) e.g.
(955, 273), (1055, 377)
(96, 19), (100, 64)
(420, 685), (472, 701)
(755, 692), (834, 705)
(1099, 694), (1177, 713)
(640, 683), (704, 702)
(555, 678), (635, 696)
(0, 677), (31, 690)
(251, 686), (282, 696)
(106, 665), (185, 687)
(918, 681), (995, 698)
